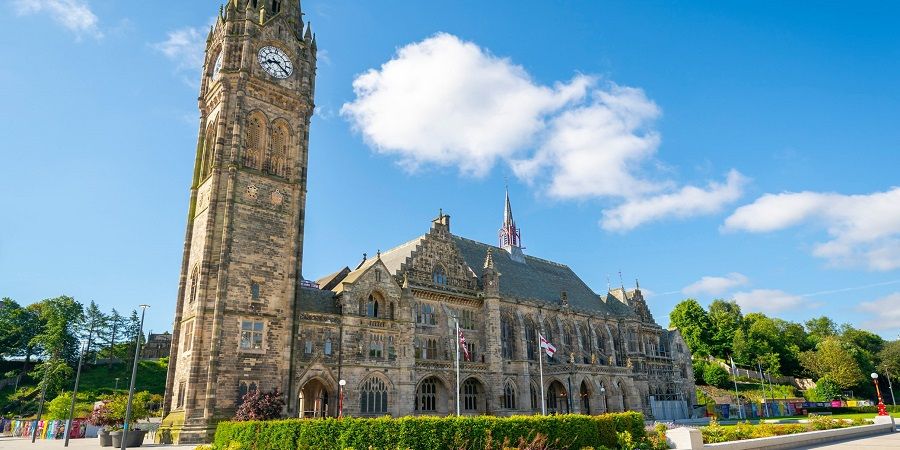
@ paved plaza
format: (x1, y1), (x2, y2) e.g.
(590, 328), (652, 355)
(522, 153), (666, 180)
(798, 428), (900, 449)
(0, 436), (195, 450)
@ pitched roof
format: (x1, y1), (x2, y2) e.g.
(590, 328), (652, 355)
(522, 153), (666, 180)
(298, 286), (340, 314)
(452, 236), (634, 316)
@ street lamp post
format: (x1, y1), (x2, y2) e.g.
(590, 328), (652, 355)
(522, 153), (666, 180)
(121, 305), (149, 450)
(600, 386), (608, 413)
(338, 379), (346, 418)
(871, 372), (888, 416)
(114, 378), (120, 390)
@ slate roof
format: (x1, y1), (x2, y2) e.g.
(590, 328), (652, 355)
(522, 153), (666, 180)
(297, 286), (340, 314)
(312, 231), (637, 318)
(451, 236), (635, 317)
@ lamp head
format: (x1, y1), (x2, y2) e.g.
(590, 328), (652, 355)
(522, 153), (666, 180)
(872, 372), (879, 379)
(339, 379), (346, 386)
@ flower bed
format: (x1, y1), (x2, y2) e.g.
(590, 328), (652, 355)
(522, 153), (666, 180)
(700, 416), (869, 443)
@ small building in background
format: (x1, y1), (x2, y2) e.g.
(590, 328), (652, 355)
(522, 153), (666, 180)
(142, 332), (172, 359)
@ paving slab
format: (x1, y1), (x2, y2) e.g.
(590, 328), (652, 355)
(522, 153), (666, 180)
(794, 427), (900, 449)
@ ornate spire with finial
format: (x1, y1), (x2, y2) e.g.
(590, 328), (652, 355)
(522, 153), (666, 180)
(498, 186), (524, 262)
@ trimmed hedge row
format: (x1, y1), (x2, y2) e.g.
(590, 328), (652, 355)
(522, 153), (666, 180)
(213, 412), (645, 450)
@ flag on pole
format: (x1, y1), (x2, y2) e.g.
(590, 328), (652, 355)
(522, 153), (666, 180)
(458, 328), (470, 361)
(539, 334), (556, 357)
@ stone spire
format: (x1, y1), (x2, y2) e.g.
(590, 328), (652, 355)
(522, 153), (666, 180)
(498, 187), (524, 263)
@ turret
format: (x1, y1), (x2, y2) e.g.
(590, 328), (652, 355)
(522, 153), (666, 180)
(482, 248), (500, 297)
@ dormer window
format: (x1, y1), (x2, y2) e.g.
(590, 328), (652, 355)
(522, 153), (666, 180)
(432, 265), (447, 285)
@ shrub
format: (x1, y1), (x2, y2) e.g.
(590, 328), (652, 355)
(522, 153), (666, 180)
(214, 413), (645, 450)
(703, 364), (731, 389)
(44, 391), (93, 420)
(234, 389), (285, 421)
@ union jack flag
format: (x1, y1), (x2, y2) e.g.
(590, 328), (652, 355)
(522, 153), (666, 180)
(459, 328), (471, 361)
(540, 334), (556, 357)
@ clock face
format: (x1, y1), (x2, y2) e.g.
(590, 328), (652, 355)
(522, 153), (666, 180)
(257, 46), (293, 79)
(212, 51), (223, 80)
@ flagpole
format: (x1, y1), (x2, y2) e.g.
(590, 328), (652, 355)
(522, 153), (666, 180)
(455, 319), (461, 416)
(730, 356), (743, 419)
(539, 334), (546, 416)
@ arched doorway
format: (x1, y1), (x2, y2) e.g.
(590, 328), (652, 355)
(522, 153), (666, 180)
(415, 376), (449, 414)
(579, 381), (591, 415)
(546, 380), (569, 414)
(299, 379), (333, 418)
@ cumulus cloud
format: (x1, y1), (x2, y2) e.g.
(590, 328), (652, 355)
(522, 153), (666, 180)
(732, 289), (809, 314)
(724, 187), (900, 271)
(342, 33), (744, 229)
(12, 0), (101, 38)
(152, 26), (207, 74)
(859, 293), (900, 331)
(683, 272), (749, 297)
(602, 170), (747, 231)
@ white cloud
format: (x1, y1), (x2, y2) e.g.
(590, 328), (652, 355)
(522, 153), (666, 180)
(683, 272), (750, 297)
(152, 26), (207, 74)
(724, 187), (900, 271)
(12, 0), (102, 38)
(342, 33), (592, 176)
(732, 289), (809, 314)
(342, 33), (744, 229)
(601, 170), (747, 231)
(859, 293), (900, 331)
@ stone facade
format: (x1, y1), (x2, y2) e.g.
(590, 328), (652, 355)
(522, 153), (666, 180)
(161, 1), (695, 444)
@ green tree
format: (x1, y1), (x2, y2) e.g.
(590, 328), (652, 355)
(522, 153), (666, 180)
(800, 336), (865, 389)
(0, 298), (39, 361)
(30, 296), (84, 365)
(100, 309), (126, 364)
(708, 299), (743, 359)
(805, 377), (842, 402)
(703, 364), (731, 389)
(82, 300), (109, 363)
(805, 316), (837, 345)
(878, 340), (900, 378)
(45, 391), (94, 420)
(669, 299), (713, 357)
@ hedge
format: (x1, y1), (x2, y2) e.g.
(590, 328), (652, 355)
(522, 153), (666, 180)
(213, 412), (645, 450)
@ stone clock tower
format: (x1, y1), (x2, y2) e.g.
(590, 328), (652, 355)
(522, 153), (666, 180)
(160, 0), (315, 443)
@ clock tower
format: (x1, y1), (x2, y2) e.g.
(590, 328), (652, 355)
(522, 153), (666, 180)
(160, 0), (315, 443)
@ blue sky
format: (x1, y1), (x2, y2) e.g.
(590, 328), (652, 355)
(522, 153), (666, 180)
(1, 1), (899, 338)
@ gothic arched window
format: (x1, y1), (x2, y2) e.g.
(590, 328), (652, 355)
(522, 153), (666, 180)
(580, 325), (591, 364)
(244, 114), (265, 170)
(525, 321), (537, 361)
(501, 316), (515, 359)
(359, 376), (388, 414)
(416, 378), (437, 412)
(432, 265), (446, 285)
(503, 381), (516, 409)
(462, 379), (479, 411)
(268, 122), (289, 177)
(530, 382), (539, 410)
(201, 125), (216, 179)
(366, 294), (381, 318)
(188, 266), (199, 304)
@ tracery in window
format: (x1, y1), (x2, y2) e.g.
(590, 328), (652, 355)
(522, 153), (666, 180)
(267, 122), (289, 177)
(415, 377), (438, 412)
(463, 378), (479, 411)
(503, 381), (516, 409)
(501, 316), (515, 359)
(243, 114), (265, 170)
(359, 376), (388, 414)
(416, 303), (436, 325)
(366, 293), (381, 318)
(200, 125), (216, 179)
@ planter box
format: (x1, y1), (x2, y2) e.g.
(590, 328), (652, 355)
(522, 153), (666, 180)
(109, 429), (148, 448)
(98, 429), (112, 447)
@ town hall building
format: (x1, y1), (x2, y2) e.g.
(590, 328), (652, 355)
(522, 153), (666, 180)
(159, 0), (696, 443)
